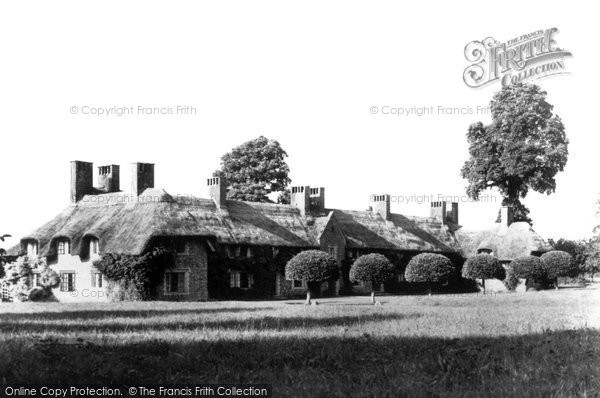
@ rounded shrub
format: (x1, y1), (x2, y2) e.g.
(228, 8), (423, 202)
(540, 250), (576, 288)
(350, 253), (395, 304)
(39, 267), (60, 289)
(404, 253), (454, 295)
(510, 255), (544, 280)
(462, 253), (505, 294)
(285, 250), (339, 304)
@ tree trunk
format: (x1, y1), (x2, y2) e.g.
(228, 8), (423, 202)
(427, 283), (432, 296)
(555, 277), (559, 290)
(371, 290), (375, 304)
(305, 291), (311, 305)
(482, 278), (486, 295)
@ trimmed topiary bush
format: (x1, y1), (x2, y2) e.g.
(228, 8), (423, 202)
(510, 255), (549, 290)
(503, 266), (521, 292)
(462, 254), (505, 294)
(350, 253), (395, 304)
(285, 250), (339, 304)
(540, 250), (576, 289)
(511, 256), (543, 280)
(404, 253), (455, 295)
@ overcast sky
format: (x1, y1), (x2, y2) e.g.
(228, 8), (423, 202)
(1, 0), (598, 251)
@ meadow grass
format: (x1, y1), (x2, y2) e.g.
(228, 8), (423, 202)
(0, 287), (599, 397)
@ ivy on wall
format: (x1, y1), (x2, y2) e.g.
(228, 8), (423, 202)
(93, 246), (174, 300)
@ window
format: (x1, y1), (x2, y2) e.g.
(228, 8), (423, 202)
(31, 273), (41, 287)
(27, 241), (38, 257)
(91, 272), (103, 288)
(90, 239), (99, 255)
(165, 272), (187, 294)
(57, 240), (70, 255)
(292, 279), (305, 289)
(328, 246), (336, 257)
(1, 283), (10, 301)
(60, 272), (76, 292)
(230, 271), (254, 289)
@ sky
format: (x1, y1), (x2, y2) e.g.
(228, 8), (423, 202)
(1, 0), (598, 252)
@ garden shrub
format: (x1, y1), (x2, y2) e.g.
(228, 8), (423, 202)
(285, 250), (338, 304)
(540, 250), (576, 289)
(94, 246), (173, 300)
(405, 253), (455, 295)
(461, 253), (505, 294)
(350, 253), (395, 303)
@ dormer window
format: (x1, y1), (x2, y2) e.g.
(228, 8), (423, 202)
(26, 241), (38, 257)
(57, 239), (70, 255)
(90, 238), (99, 255)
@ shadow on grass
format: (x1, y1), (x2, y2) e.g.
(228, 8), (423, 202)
(0, 329), (598, 396)
(0, 307), (275, 321)
(0, 312), (419, 333)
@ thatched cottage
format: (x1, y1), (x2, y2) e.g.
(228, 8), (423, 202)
(457, 206), (552, 263)
(5, 161), (464, 302)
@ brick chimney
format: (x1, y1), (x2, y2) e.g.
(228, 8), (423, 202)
(431, 201), (459, 224)
(500, 206), (514, 227)
(70, 160), (93, 202)
(207, 176), (227, 207)
(371, 194), (391, 220)
(98, 165), (120, 193)
(131, 162), (154, 196)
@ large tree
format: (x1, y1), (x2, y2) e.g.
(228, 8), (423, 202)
(461, 83), (568, 222)
(215, 136), (291, 203)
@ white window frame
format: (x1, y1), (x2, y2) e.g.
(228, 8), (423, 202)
(59, 271), (76, 292)
(328, 246), (336, 257)
(164, 270), (189, 295)
(91, 272), (103, 288)
(230, 270), (254, 289)
(57, 240), (70, 256)
(27, 241), (38, 257)
(90, 239), (100, 256)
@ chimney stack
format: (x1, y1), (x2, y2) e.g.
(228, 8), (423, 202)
(371, 194), (391, 221)
(500, 206), (514, 227)
(70, 160), (93, 202)
(131, 162), (154, 196)
(207, 176), (227, 207)
(98, 165), (120, 193)
(309, 187), (326, 215)
(291, 186), (310, 216)
(431, 201), (459, 225)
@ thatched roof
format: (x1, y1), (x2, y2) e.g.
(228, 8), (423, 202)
(10, 189), (460, 256)
(456, 221), (552, 262)
(330, 210), (459, 252)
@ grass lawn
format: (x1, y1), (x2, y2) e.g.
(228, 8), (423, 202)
(1, 287), (599, 397)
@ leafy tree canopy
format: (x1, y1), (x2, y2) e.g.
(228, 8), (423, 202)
(510, 255), (544, 280)
(540, 250), (576, 279)
(285, 250), (339, 283)
(350, 253), (395, 285)
(215, 136), (291, 203)
(461, 83), (568, 223)
(462, 254), (505, 281)
(404, 253), (454, 284)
